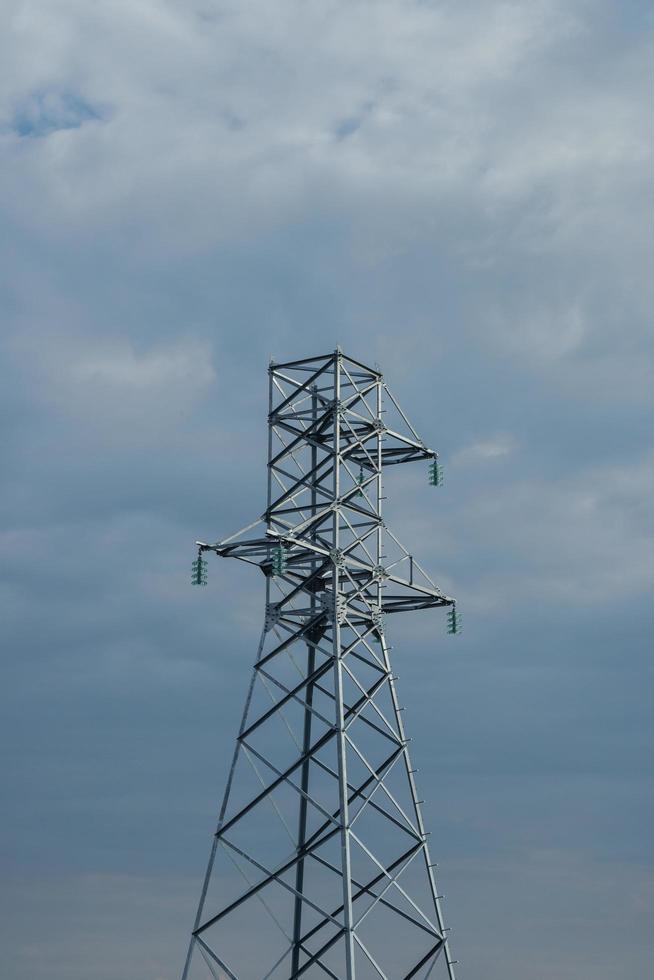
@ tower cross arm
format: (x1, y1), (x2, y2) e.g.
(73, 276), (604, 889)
(196, 526), (456, 614)
(366, 381), (440, 468)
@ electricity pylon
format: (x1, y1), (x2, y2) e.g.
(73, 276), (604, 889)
(182, 350), (460, 980)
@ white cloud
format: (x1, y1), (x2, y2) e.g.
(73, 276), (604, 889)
(69, 340), (214, 389)
(28, 333), (214, 395)
(8, 333), (218, 448)
(452, 433), (517, 465)
(0, 1), (596, 237)
(452, 453), (654, 606)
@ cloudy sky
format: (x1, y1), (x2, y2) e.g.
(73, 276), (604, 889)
(2, 1), (653, 977)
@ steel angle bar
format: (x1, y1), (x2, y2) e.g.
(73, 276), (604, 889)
(271, 369), (317, 403)
(322, 628), (385, 675)
(260, 648), (314, 711)
(339, 384), (380, 425)
(423, 950), (441, 980)
(333, 496), (378, 527)
(340, 387), (380, 420)
(214, 726), (338, 842)
(339, 453), (376, 489)
(273, 398), (335, 431)
(273, 393), (334, 413)
(383, 553), (411, 575)
(336, 518), (380, 530)
(268, 459), (334, 514)
(267, 503), (325, 533)
(338, 416), (378, 468)
(262, 943), (295, 980)
(254, 612), (328, 672)
(294, 927), (347, 979)
(338, 404), (378, 443)
(269, 503), (336, 542)
(310, 741), (402, 801)
(339, 522), (378, 569)
(310, 664), (404, 747)
(353, 934), (389, 980)
(384, 527), (442, 589)
(261, 619), (332, 663)
(269, 410), (335, 466)
(382, 597), (451, 614)
(340, 405), (383, 433)
(269, 470), (310, 520)
(271, 353), (335, 371)
(202, 517), (264, 549)
(347, 830), (439, 934)
(380, 383), (424, 441)
(252, 668), (335, 736)
(403, 940), (445, 980)
(267, 488), (335, 516)
(219, 834), (294, 942)
(298, 748), (403, 863)
(241, 740), (342, 827)
(378, 447), (431, 466)
(263, 937), (342, 980)
(341, 625), (387, 672)
(207, 542), (273, 562)
(270, 419), (334, 469)
(198, 831), (343, 935)
(272, 404), (333, 425)
(334, 640), (386, 674)
(271, 360), (337, 417)
(198, 944), (222, 980)
(339, 352), (382, 377)
(196, 938), (240, 980)
(312, 676), (403, 750)
(270, 564), (331, 609)
(347, 776), (422, 844)
(346, 750), (412, 836)
(340, 672), (390, 732)
(383, 570), (449, 601)
(344, 736), (421, 839)
(270, 460), (331, 493)
(302, 843), (438, 949)
(276, 606), (323, 620)
(312, 748), (425, 876)
(339, 506), (380, 546)
(343, 475), (379, 513)
(339, 652), (399, 738)
(352, 844), (423, 931)
(339, 363), (378, 410)
(342, 636), (387, 676)
(221, 840), (344, 932)
(337, 566), (376, 610)
(382, 426), (429, 453)
(340, 676), (402, 737)
(239, 742), (297, 845)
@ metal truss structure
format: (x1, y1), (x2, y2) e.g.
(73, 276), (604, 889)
(181, 350), (459, 980)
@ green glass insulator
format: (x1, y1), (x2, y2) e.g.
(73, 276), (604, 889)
(192, 556), (208, 585)
(447, 607), (461, 634)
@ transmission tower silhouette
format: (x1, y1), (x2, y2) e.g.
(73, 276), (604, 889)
(182, 349), (461, 980)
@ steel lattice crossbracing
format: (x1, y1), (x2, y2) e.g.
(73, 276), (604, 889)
(181, 350), (459, 980)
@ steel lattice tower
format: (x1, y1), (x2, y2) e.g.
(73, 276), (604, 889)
(182, 350), (460, 980)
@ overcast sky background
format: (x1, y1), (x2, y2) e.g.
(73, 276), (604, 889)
(1, 1), (653, 978)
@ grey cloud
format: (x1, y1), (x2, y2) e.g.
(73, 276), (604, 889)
(1, 1), (653, 977)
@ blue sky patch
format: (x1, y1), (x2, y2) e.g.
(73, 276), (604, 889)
(11, 90), (102, 138)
